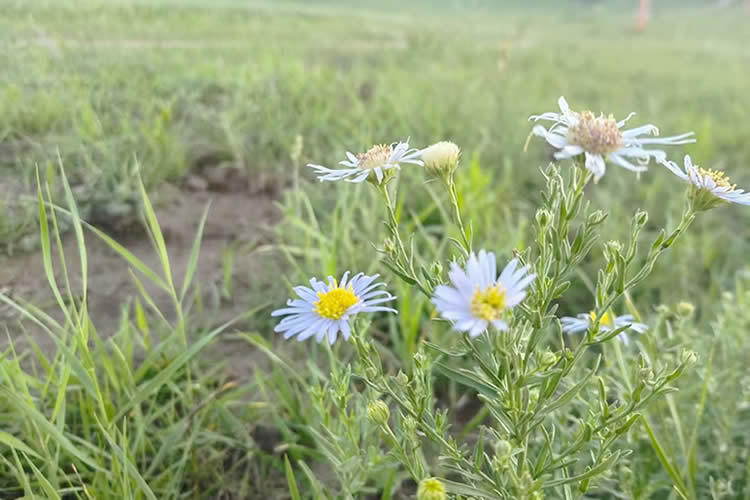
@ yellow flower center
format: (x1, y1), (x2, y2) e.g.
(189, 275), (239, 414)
(471, 285), (506, 321)
(357, 144), (392, 170)
(589, 310), (613, 328)
(697, 167), (735, 190)
(314, 285), (359, 320)
(567, 111), (623, 155)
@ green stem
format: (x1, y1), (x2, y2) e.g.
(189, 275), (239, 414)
(446, 176), (472, 253)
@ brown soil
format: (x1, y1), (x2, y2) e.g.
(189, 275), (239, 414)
(0, 171), (281, 379)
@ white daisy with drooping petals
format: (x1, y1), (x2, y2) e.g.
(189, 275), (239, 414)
(530, 97), (695, 181)
(431, 251), (535, 337)
(560, 311), (647, 345)
(307, 141), (423, 184)
(662, 154), (750, 211)
(272, 272), (396, 344)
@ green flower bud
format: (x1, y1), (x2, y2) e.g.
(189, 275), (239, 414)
(587, 209), (608, 226)
(495, 439), (512, 461)
(535, 208), (552, 228)
(367, 400), (390, 426)
(383, 237), (397, 256)
(430, 261), (444, 278)
(634, 209), (648, 227)
(395, 370), (409, 386)
(676, 301), (695, 318)
(681, 350), (698, 366)
(417, 477), (446, 500)
(540, 351), (558, 367)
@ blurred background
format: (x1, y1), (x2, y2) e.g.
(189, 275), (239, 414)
(2, 0), (748, 323)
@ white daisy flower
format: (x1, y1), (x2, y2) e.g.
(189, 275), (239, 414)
(307, 141), (423, 184)
(530, 96), (695, 181)
(272, 272), (396, 344)
(431, 251), (535, 337)
(560, 311), (647, 345)
(662, 154), (750, 211)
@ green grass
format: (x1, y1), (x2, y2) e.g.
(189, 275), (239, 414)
(1, 0), (750, 498)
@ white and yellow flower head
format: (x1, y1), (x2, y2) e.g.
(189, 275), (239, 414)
(431, 250), (535, 337)
(307, 141), (423, 184)
(560, 310), (647, 345)
(662, 154), (750, 211)
(272, 272), (396, 344)
(421, 141), (460, 177)
(530, 97), (695, 181)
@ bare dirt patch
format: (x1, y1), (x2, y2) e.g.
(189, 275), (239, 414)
(0, 177), (281, 378)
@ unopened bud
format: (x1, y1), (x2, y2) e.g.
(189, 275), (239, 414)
(495, 439), (512, 463)
(395, 370), (409, 386)
(417, 477), (446, 500)
(605, 240), (623, 255)
(676, 301), (695, 318)
(540, 351), (558, 367)
(634, 210), (649, 227)
(414, 352), (427, 369)
(383, 238), (397, 256)
(681, 350), (698, 366)
(536, 208), (552, 228)
(421, 141), (460, 178)
(367, 400), (390, 426)
(587, 209), (608, 226)
(430, 261), (444, 278)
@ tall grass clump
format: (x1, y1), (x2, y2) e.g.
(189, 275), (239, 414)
(0, 164), (267, 498)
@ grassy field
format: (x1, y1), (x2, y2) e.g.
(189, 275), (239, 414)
(1, 0), (750, 498)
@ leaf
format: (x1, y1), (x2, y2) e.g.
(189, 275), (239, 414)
(642, 416), (690, 499)
(284, 455), (302, 500)
(0, 389), (106, 474)
(112, 312), (248, 422)
(0, 431), (41, 459)
(434, 362), (497, 398)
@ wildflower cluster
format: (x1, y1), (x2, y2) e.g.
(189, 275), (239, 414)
(271, 97), (745, 498)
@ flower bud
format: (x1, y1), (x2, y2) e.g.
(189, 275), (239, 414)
(587, 209), (608, 226)
(634, 209), (649, 227)
(402, 416), (418, 435)
(536, 208), (552, 228)
(367, 400), (390, 426)
(421, 141), (460, 178)
(495, 439), (512, 462)
(540, 351), (558, 367)
(676, 301), (695, 318)
(383, 237), (397, 256)
(681, 350), (698, 366)
(414, 352), (427, 369)
(430, 261), (444, 278)
(417, 477), (446, 500)
(395, 370), (409, 386)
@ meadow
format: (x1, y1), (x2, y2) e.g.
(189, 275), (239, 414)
(1, 0), (749, 498)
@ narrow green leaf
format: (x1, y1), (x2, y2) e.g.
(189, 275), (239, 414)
(180, 202), (211, 303)
(284, 455), (302, 500)
(0, 431), (41, 459)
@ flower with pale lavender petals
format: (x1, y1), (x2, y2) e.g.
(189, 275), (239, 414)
(560, 310), (647, 345)
(272, 272), (396, 344)
(432, 250), (535, 337)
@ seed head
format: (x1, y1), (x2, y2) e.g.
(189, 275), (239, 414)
(567, 111), (623, 155)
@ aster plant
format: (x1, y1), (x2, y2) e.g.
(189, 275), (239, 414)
(266, 99), (742, 499)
